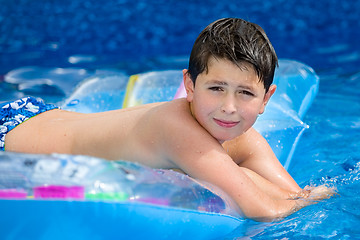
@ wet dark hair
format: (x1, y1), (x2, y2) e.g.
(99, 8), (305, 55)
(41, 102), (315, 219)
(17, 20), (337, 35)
(187, 18), (278, 92)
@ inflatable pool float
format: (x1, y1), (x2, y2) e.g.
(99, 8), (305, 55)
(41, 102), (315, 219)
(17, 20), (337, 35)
(0, 60), (319, 239)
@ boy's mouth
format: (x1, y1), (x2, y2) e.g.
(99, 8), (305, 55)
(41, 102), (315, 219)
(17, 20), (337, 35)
(213, 118), (239, 128)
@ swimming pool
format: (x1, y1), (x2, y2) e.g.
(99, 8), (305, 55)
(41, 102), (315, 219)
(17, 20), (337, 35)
(1, 0), (360, 239)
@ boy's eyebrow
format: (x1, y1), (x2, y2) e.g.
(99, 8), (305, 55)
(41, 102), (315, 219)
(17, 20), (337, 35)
(206, 80), (254, 89)
(206, 80), (228, 85)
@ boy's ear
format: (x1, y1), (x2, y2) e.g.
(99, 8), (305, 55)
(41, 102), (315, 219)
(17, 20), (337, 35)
(183, 69), (195, 102)
(259, 84), (276, 114)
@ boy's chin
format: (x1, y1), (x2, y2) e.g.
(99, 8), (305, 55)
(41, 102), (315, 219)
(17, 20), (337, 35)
(216, 135), (236, 144)
(216, 130), (248, 144)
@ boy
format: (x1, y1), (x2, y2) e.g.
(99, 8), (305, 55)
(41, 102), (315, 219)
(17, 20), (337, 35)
(1, 18), (334, 221)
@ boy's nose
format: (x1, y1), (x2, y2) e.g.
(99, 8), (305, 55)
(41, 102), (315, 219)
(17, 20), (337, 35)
(220, 96), (237, 114)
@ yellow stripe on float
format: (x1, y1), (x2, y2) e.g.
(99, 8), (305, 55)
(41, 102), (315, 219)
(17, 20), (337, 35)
(122, 74), (139, 108)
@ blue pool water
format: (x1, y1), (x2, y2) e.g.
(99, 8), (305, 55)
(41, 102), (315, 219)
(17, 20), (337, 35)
(1, 0), (360, 239)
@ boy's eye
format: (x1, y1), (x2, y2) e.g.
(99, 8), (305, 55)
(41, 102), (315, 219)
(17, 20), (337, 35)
(238, 90), (254, 96)
(209, 86), (223, 91)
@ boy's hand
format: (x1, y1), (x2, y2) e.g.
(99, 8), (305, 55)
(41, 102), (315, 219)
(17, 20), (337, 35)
(305, 185), (337, 201)
(291, 185), (337, 210)
(290, 185), (336, 200)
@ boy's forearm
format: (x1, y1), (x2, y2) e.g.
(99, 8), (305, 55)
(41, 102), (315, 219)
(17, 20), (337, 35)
(249, 198), (298, 222)
(237, 167), (310, 221)
(240, 167), (297, 200)
(238, 168), (336, 221)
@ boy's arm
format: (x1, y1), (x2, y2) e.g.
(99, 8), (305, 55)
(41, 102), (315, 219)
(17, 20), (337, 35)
(222, 127), (301, 193)
(162, 102), (334, 221)
(164, 117), (298, 220)
(173, 143), (299, 220)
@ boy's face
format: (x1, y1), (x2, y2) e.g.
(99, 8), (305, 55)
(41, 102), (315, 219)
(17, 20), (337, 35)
(184, 57), (275, 143)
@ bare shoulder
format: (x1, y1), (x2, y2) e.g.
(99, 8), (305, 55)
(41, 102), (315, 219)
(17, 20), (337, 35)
(156, 99), (217, 143)
(156, 99), (231, 171)
(222, 127), (273, 164)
